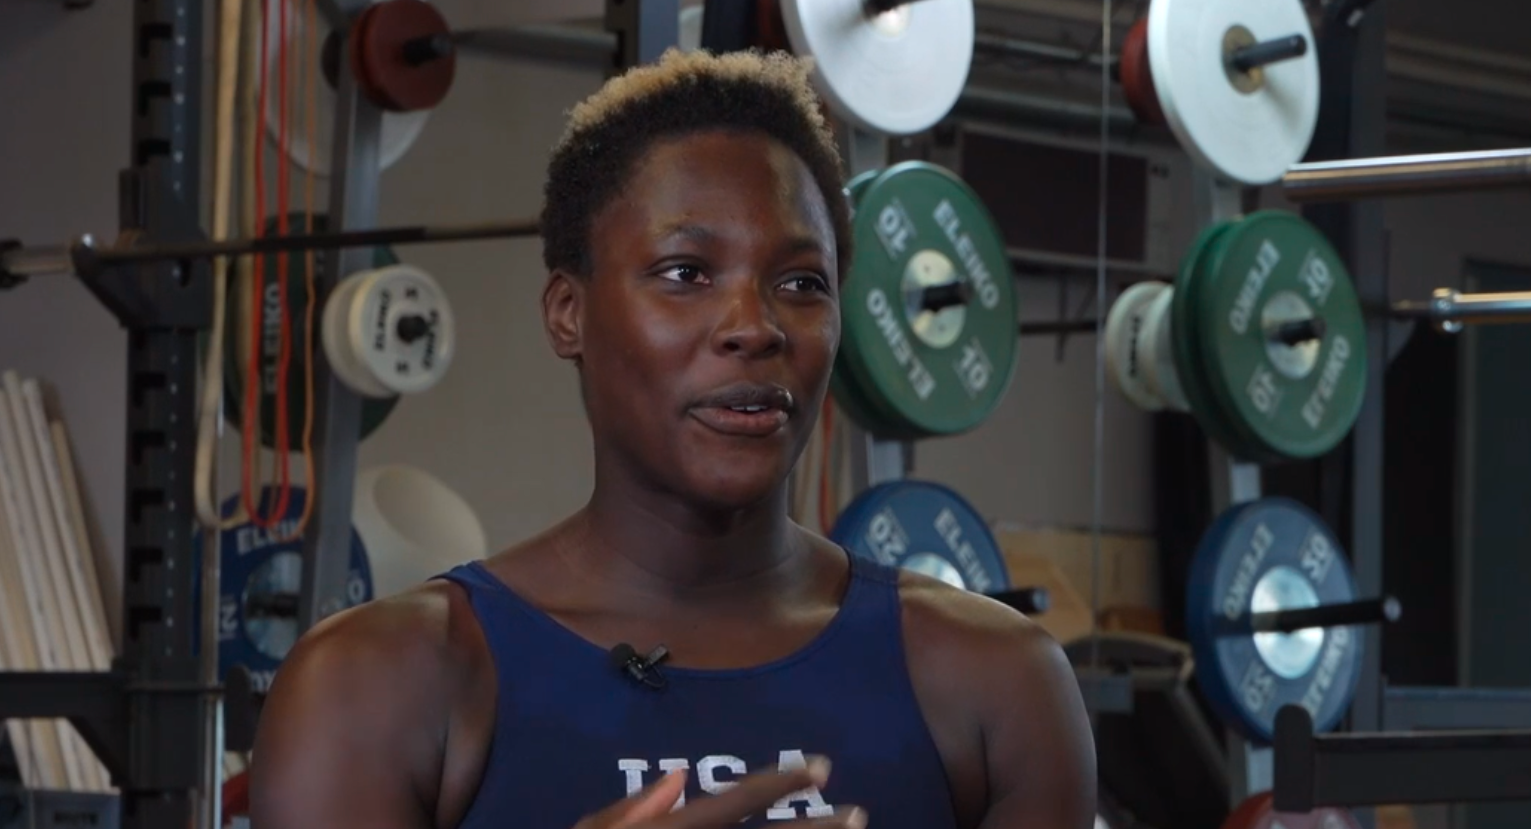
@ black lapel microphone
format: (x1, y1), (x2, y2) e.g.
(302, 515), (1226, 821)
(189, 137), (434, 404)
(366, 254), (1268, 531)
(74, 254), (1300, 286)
(610, 642), (671, 690)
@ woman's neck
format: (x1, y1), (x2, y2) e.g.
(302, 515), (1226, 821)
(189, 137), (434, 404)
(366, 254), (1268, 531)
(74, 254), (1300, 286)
(568, 467), (807, 606)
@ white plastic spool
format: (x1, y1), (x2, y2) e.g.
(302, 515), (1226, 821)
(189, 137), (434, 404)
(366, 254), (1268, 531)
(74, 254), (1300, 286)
(1106, 281), (1189, 414)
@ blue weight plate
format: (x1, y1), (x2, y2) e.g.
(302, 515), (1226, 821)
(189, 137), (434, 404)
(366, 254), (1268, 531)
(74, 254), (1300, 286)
(829, 480), (1010, 595)
(1186, 497), (1362, 744)
(193, 487), (374, 693)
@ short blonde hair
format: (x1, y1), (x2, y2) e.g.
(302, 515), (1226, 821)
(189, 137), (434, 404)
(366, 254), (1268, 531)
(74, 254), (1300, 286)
(540, 48), (852, 279)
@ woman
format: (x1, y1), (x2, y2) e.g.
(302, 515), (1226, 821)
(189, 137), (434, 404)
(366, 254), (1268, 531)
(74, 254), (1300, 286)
(250, 48), (1096, 829)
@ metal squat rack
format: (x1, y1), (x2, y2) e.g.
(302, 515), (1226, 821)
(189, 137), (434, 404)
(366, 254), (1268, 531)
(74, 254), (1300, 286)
(1196, 3), (1531, 823)
(0, 3), (677, 829)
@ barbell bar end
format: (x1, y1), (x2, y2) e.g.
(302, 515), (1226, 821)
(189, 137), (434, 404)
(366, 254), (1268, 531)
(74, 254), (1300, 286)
(1229, 33), (1309, 73)
(1247, 595), (1403, 635)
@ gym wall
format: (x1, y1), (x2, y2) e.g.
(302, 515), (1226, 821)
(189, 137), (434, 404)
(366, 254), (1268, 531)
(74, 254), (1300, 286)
(3, 0), (1531, 653)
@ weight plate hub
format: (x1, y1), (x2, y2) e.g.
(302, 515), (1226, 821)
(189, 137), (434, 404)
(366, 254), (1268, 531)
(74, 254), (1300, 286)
(779, 0), (975, 136)
(830, 480), (1010, 595)
(193, 487), (374, 693)
(1192, 211), (1367, 461)
(1146, 0), (1319, 184)
(1221, 792), (1361, 829)
(839, 162), (1018, 438)
(224, 212), (400, 451)
(1187, 497), (1363, 744)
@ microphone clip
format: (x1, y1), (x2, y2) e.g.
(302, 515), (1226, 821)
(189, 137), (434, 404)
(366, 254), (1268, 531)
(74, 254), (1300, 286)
(612, 643), (670, 690)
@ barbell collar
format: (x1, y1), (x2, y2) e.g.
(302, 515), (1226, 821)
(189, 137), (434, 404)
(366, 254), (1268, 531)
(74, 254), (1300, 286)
(1248, 595), (1400, 635)
(1282, 148), (1531, 203)
(396, 313), (434, 343)
(0, 239), (78, 286)
(402, 33), (454, 66)
(1228, 34), (1309, 73)
(920, 281), (971, 312)
(1272, 317), (1327, 346)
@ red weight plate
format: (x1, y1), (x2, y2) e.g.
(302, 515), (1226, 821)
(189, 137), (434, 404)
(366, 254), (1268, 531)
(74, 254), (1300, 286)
(1119, 18), (1166, 125)
(350, 0), (455, 112)
(1222, 793), (1363, 829)
(756, 0), (791, 51)
(223, 771), (250, 818)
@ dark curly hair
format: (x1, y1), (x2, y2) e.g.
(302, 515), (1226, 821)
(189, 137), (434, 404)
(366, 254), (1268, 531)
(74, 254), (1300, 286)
(540, 48), (853, 281)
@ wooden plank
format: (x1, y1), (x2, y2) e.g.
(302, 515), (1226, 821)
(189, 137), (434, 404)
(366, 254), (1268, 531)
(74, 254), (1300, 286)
(0, 390), (80, 790)
(0, 495), (51, 790)
(23, 380), (114, 673)
(20, 377), (115, 791)
(2, 375), (104, 792)
(48, 418), (112, 657)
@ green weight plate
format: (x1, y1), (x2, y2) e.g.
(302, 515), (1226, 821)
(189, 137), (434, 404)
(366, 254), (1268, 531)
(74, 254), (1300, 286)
(840, 161), (1018, 437)
(831, 353), (901, 437)
(844, 169), (880, 205)
(224, 212), (401, 451)
(1195, 211), (1367, 460)
(1184, 218), (1289, 465)
(832, 168), (934, 441)
(1172, 220), (1263, 460)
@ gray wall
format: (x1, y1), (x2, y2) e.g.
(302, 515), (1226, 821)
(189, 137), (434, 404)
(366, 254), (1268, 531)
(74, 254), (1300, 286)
(2, 0), (1529, 646)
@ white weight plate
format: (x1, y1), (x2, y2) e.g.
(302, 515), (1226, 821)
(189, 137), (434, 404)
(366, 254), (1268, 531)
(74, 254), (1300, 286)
(1147, 0), (1319, 185)
(679, 5), (703, 52)
(780, 0), (975, 136)
(1140, 284), (1189, 412)
(1105, 281), (1169, 411)
(323, 270), (394, 398)
(344, 264), (456, 397)
(258, 0), (430, 177)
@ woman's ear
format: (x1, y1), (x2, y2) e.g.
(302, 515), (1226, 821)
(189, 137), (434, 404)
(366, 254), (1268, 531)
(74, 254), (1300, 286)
(542, 269), (585, 362)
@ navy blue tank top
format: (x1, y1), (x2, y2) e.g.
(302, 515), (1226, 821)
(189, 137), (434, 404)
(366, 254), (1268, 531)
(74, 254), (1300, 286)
(434, 551), (959, 829)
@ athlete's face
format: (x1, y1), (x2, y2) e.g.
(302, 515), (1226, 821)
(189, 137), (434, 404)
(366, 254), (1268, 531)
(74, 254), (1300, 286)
(544, 129), (841, 510)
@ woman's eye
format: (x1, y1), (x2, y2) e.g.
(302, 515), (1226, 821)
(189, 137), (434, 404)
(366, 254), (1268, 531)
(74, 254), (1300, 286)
(783, 274), (830, 294)
(659, 264), (707, 284)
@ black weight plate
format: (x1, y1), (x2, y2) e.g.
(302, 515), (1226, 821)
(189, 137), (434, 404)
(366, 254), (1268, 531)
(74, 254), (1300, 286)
(1186, 497), (1363, 744)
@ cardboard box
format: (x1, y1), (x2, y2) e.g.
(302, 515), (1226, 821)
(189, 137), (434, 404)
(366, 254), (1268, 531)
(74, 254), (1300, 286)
(993, 524), (1161, 613)
(992, 524), (1163, 641)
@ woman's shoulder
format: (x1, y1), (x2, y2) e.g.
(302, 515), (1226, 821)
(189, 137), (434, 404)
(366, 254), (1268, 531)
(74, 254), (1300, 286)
(249, 577), (499, 829)
(893, 570), (1065, 682)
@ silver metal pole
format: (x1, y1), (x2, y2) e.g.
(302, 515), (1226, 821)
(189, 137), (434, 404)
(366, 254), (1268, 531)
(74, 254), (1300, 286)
(298, 0), (382, 633)
(1394, 288), (1531, 332)
(452, 23), (614, 70)
(1282, 148), (1531, 202)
